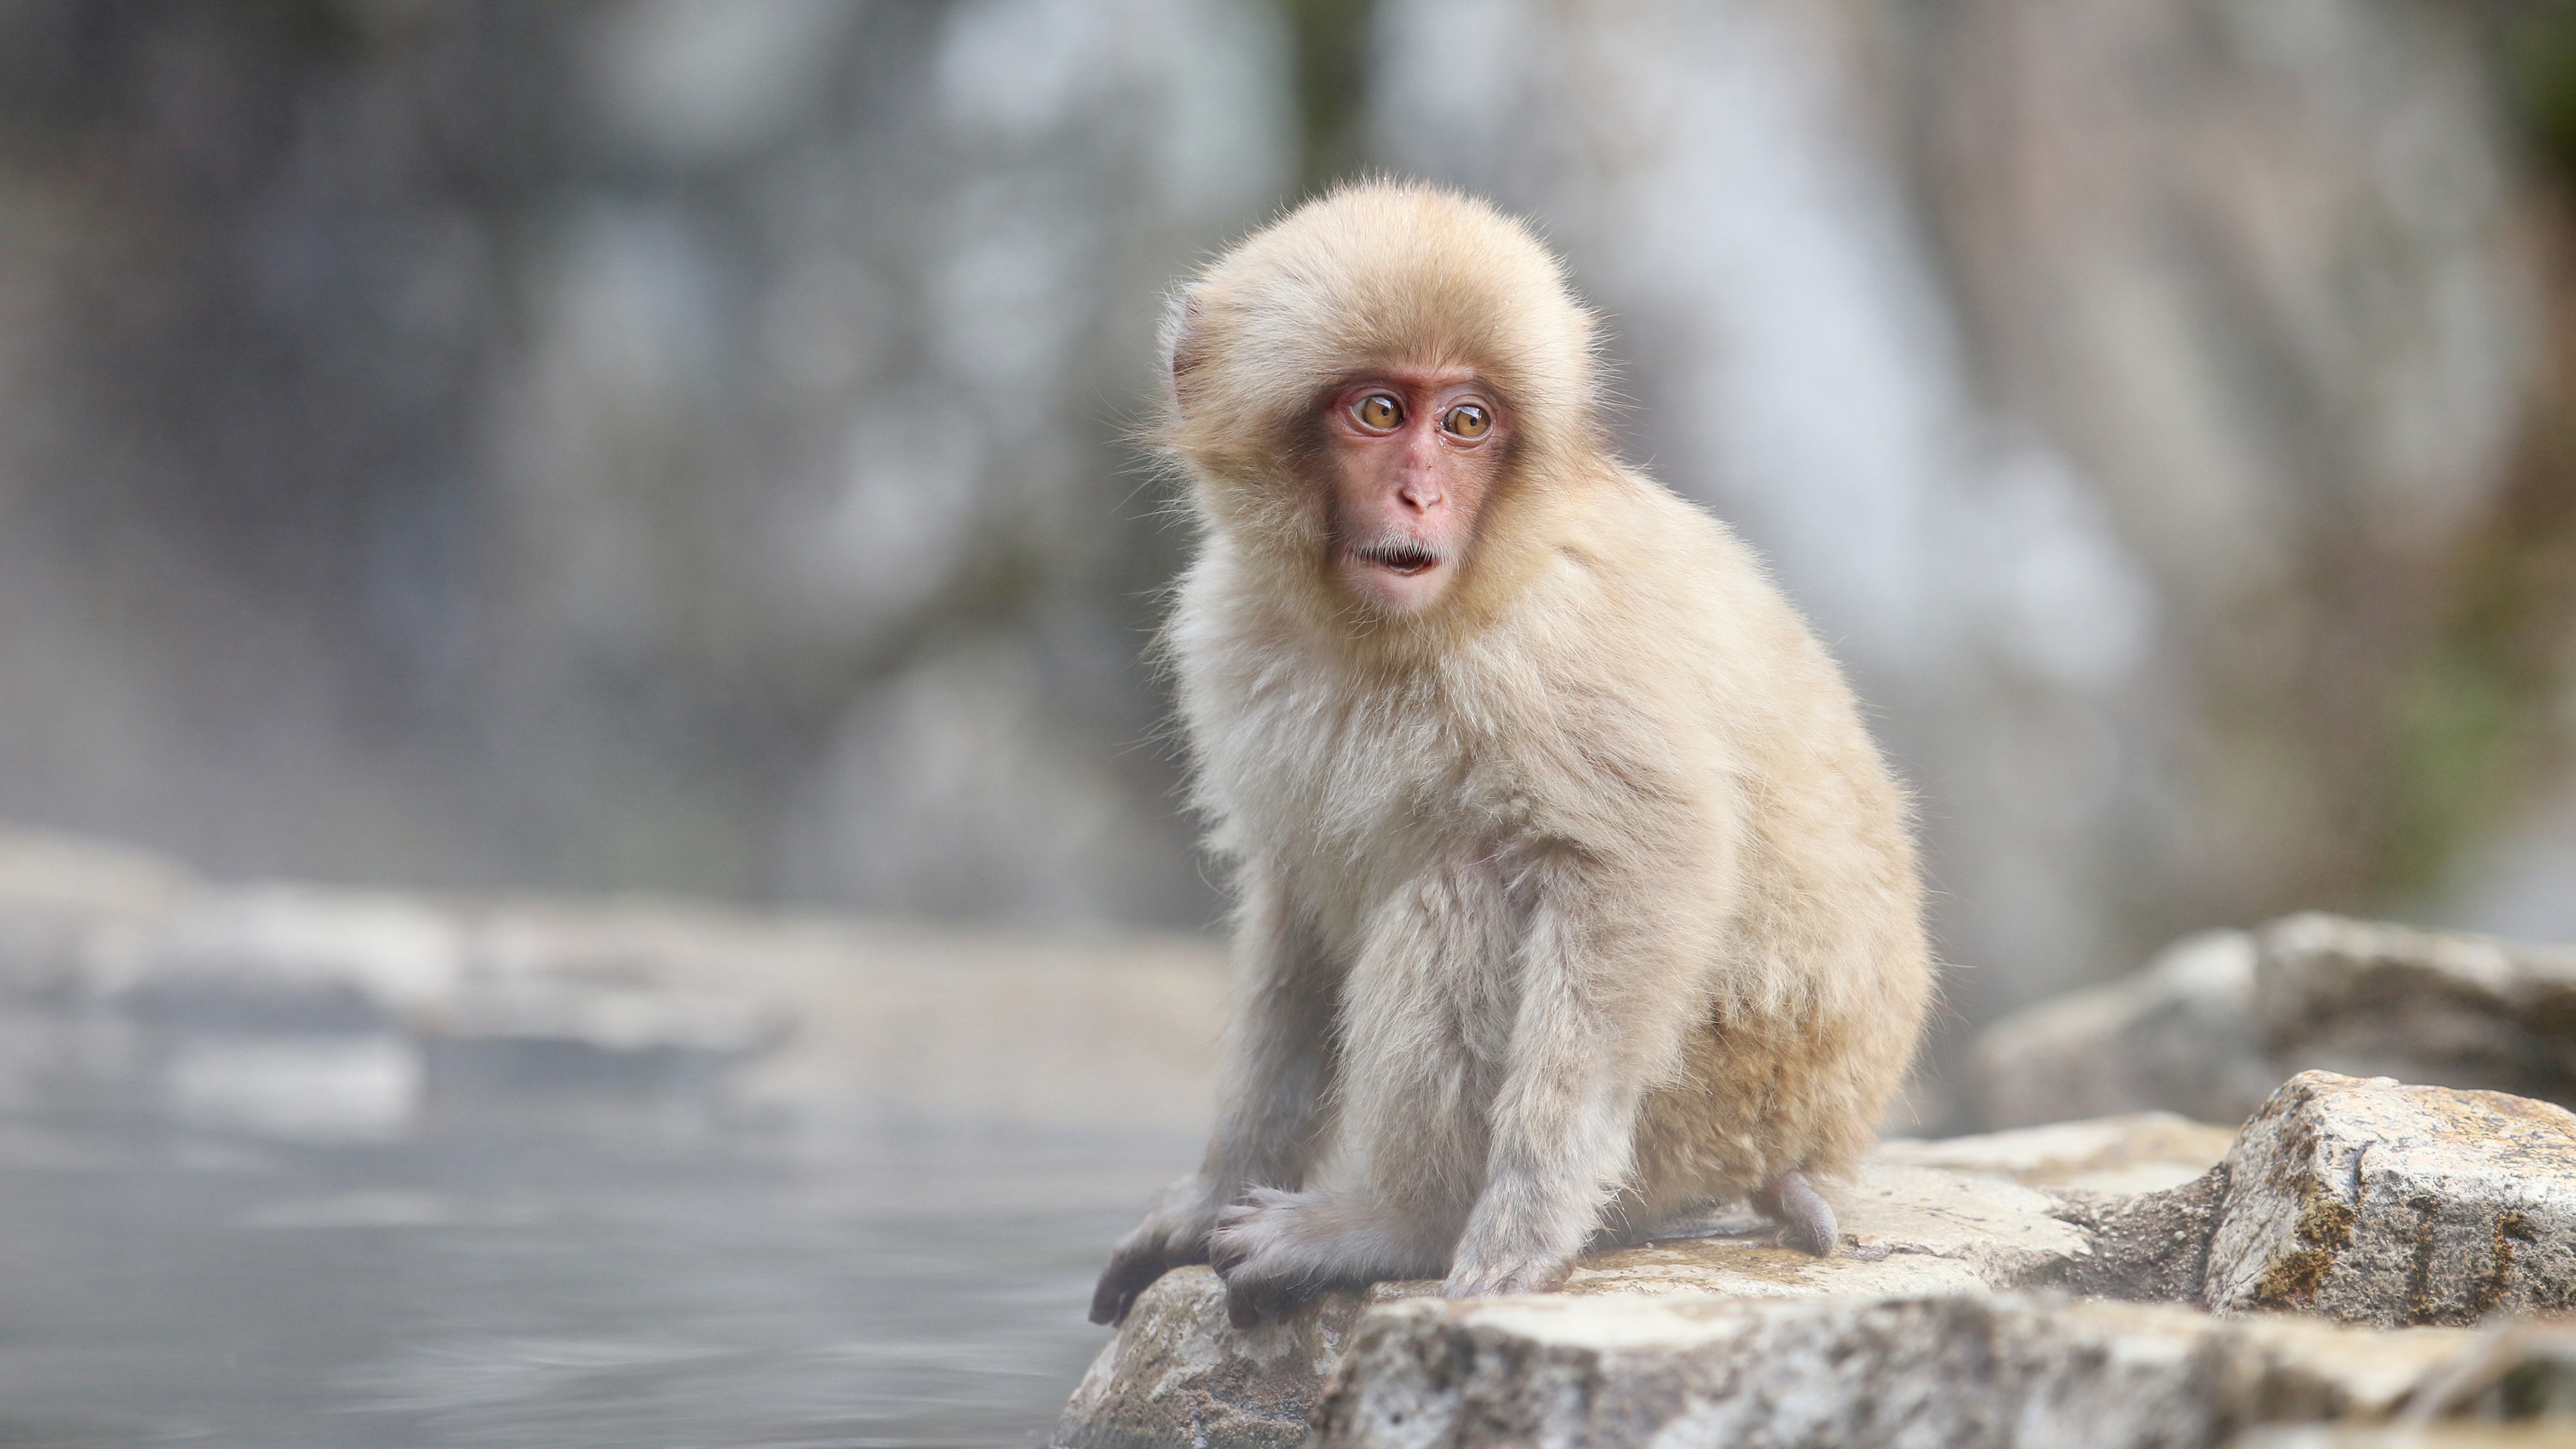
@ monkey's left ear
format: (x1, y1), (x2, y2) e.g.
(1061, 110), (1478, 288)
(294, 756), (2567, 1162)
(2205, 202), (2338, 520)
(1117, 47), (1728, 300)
(1167, 297), (1208, 398)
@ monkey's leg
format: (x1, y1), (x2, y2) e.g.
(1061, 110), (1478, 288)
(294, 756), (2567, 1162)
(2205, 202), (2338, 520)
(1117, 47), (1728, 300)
(1092, 863), (1340, 1325)
(1209, 865), (1510, 1325)
(1756, 1169), (1839, 1256)
(1442, 853), (1717, 1299)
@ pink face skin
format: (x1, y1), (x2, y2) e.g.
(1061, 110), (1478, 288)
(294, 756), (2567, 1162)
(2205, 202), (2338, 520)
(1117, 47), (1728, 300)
(1320, 368), (1510, 614)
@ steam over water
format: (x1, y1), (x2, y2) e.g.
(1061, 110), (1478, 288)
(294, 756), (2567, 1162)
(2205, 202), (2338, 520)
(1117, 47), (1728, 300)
(0, 851), (1220, 1448)
(0, 1010), (1176, 1448)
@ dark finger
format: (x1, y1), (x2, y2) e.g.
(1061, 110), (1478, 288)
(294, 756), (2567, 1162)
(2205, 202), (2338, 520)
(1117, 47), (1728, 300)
(1089, 1248), (1163, 1326)
(1226, 1280), (1265, 1330)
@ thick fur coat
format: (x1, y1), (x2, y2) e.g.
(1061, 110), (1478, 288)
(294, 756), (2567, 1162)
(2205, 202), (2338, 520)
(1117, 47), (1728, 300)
(1095, 182), (1929, 1321)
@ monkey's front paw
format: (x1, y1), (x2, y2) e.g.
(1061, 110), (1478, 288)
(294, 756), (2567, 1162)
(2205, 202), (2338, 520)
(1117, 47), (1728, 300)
(1090, 1239), (1183, 1326)
(1209, 1189), (1322, 1329)
(1090, 1180), (1224, 1326)
(1439, 1256), (1573, 1299)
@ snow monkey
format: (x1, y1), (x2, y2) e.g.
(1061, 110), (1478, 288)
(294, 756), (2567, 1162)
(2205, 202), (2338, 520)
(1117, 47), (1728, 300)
(1090, 182), (1931, 1329)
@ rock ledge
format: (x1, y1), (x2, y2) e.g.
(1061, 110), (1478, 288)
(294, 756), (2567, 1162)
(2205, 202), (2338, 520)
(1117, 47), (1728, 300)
(1057, 1074), (2576, 1449)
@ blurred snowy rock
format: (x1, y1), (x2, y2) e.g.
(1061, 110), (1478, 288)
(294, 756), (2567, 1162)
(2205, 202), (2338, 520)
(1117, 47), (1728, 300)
(1977, 916), (2576, 1129)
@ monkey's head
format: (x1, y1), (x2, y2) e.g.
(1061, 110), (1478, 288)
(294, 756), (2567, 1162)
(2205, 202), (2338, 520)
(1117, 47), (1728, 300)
(1161, 182), (1602, 622)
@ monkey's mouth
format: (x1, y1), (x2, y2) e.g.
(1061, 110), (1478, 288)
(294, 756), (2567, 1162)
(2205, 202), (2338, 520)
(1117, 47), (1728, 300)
(1354, 543), (1442, 576)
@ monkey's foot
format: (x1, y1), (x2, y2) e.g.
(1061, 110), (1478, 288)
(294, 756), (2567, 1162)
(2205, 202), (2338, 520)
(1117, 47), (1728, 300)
(1438, 1255), (1573, 1298)
(1762, 1169), (1839, 1256)
(1210, 1189), (1329, 1328)
(1211, 1187), (1444, 1328)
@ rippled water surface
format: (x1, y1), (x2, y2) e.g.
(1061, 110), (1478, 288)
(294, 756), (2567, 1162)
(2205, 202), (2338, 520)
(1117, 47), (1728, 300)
(0, 1015), (1176, 1448)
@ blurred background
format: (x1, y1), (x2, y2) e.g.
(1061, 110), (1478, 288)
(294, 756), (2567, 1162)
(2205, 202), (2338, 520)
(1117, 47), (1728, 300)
(0, 1), (2572, 1443)
(5, 0), (2575, 1052)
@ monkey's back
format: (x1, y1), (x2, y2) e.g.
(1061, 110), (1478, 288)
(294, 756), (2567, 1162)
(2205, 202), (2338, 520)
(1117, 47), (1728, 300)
(1583, 476), (1931, 1210)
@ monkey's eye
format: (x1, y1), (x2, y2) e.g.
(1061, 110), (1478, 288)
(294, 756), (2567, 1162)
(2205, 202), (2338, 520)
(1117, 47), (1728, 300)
(1351, 393), (1403, 431)
(1443, 402), (1491, 440)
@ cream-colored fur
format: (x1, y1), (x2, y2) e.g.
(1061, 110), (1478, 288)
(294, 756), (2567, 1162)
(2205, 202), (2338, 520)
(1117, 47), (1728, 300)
(1091, 182), (1930, 1324)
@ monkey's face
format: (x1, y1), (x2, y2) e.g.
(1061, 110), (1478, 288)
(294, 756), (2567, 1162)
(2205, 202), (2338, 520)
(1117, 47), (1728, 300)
(1319, 368), (1508, 616)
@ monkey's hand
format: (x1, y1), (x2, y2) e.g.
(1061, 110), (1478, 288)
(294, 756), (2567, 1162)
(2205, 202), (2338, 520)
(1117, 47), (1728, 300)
(1089, 1176), (1226, 1326)
(1438, 1254), (1574, 1299)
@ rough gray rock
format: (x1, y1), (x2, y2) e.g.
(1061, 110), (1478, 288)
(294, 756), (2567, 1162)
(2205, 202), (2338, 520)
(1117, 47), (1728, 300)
(0, 824), (1229, 1142)
(120, 886), (464, 1032)
(1975, 930), (2282, 1129)
(1305, 1291), (2508, 1449)
(2246, 1423), (2576, 1433)
(2240, 1318), (2576, 1443)
(1053, 1157), (2102, 1449)
(2204, 1071), (2576, 1326)
(1975, 916), (2576, 1130)
(1056, 1270), (1377, 1449)
(2057, 1167), (2232, 1305)
(2255, 916), (2576, 1109)
(0, 826), (195, 1006)
(1055, 1147), (2216, 1449)
(1878, 1112), (2240, 1303)
(1879, 1112), (2241, 1305)
(1878, 1111), (2239, 1195)
(1061, 1082), (2576, 1448)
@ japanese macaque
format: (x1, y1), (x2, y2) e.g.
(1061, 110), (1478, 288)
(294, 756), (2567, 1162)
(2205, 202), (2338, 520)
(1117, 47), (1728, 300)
(1090, 182), (1931, 1329)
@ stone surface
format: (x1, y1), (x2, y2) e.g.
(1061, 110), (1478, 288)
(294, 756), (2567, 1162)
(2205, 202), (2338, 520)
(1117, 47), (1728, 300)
(1976, 917), (2576, 1130)
(2255, 915), (2576, 1110)
(2205, 1072), (2576, 1326)
(0, 824), (1230, 1143)
(1056, 1155), (2110, 1449)
(2241, 1316), (2576, 1443)
(2236, 1423), (2576, 1433)
(1060, 1087), (2576, 1448)
(460, 900), (1228, 1136)
(1307, 1291), (2498, 1449)
(1976, 930), (2282, 1129)
(120, 885), (466, 1030)
(1880, 1111), (2239, 1195)
(2056, 1166), (2233, 1305)
(1880, 1111), (2243, 1304)
(0, 826), (194, 923)
(1057, 1269), (1377, 1449)
(0, 826), (195, 1006)
(2380, 1318), (2576, 1425)
(1591, 1161), (2092, 1298)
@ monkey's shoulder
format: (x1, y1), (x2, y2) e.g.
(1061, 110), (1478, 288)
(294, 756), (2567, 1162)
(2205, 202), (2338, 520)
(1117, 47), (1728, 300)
(1499, 480), (1831, 688)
